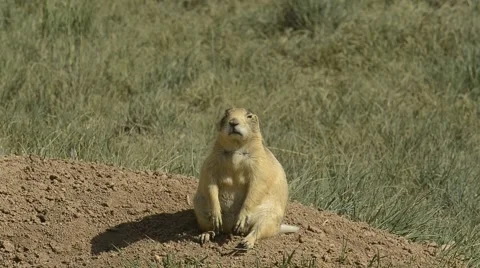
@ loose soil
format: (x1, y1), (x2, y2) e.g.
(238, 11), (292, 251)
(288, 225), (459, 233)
(0, 155), (462, 267)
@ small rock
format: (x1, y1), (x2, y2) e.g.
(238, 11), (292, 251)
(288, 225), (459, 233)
(322, 254), (331, 262)
(1, 240), (15, 252)
(49, 174), (62, 182)
(14, 253), (25, 262)
(298, 234), (305, 243)
(363, 231), (376, 237)
(0, 185), (8, 195)
(12, 255), (22, 263)
(402, 246), (413, 254)
(326, 244), (336, 254)
(307, 225), (321, 233)
(56, 193), (65, 201)
(127, 209), (139, 215)
(36, 214), (47, 223)
(49, 242), (64, 253)
(35, 252), (50, 263)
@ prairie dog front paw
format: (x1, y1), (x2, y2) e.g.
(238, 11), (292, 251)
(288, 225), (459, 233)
(234, 212), (249, 235)
(210, 210), (223, 233)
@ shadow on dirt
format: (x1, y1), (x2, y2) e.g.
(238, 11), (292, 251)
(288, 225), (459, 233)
(90, 209), (199, 255)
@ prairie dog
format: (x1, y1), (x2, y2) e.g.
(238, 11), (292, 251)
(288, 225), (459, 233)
(193, 108), (299, 249)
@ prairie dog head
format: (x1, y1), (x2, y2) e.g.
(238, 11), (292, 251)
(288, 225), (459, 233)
(217, 108), (261, 148)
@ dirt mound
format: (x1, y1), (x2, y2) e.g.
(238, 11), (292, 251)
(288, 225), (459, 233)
(0, 155), (461, 267)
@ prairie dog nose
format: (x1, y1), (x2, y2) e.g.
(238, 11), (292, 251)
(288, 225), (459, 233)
(229, 118), (239, 126)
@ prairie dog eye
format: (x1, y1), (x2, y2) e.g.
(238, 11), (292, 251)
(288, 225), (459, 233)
(247, 114), (253, 119)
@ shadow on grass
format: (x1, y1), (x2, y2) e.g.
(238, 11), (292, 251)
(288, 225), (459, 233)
(90, 209), (199, 255)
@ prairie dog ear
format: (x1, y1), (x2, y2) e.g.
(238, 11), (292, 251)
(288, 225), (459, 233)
(246, 113), (257, 120)
(246, 108), (256, 118)
(247, 110), (260, 131)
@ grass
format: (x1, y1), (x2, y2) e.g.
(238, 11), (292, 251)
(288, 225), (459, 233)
(1, 0), (480, 266)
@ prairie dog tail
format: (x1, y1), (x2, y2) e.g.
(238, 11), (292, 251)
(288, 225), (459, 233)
(280, 224), (300, 233)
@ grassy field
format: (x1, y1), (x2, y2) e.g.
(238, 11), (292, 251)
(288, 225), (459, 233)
(1, 0), (480, 266)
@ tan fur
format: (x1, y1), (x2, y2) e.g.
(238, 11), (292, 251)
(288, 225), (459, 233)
(193, 108), (299, 249)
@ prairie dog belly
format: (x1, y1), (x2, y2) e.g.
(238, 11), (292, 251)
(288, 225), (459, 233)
(218, 180), (247, 232)
(219, 187), (246, 213)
